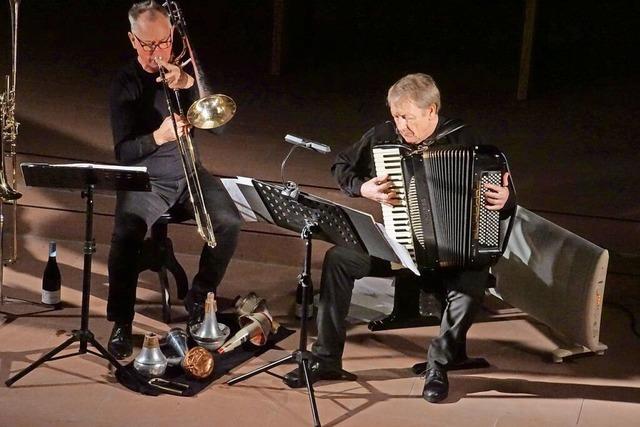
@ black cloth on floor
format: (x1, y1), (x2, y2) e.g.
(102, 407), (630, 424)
(115, 313), (293, 397)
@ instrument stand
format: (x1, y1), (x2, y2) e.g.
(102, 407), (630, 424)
(0, 203), (10, 305)
(6, 163), (150, 387)
(227, 220), (321, 426)
(0, 200), (34, 307)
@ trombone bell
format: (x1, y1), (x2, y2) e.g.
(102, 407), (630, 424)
(187, 94), (236, 130)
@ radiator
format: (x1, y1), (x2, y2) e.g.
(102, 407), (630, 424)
(491, 206), (608, 362)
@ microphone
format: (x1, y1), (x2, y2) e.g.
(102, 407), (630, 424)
(284, 134), (331, 154)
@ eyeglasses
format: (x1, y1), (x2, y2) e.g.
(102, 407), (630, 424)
(132, 32), (172, 52)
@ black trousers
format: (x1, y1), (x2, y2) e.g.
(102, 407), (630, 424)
(107, 169), (242, 323)
(312, 245), (487, 369)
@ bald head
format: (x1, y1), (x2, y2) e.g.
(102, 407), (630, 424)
(127, 1), (173, 73)
(128, 1), (169, 32)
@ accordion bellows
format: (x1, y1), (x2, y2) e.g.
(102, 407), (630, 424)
(373, 144), (509, 270)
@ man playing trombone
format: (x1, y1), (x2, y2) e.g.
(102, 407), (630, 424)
(107, 0), (241, 359)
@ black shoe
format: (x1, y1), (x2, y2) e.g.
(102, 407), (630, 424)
(108, 322), (133, 360)
(186, 302), (204, 328)
(283, 361), (357, 389)
(422, 365), (449, 403)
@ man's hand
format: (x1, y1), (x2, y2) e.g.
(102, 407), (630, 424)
(155, 58), (194, 90)
(484, 172), (510, 211)
(361, 174), (401, 207)
(153, 114), (190, 145)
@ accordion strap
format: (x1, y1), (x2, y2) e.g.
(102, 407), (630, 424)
(409, 119), (467, 155)
(430, 118), (467, 142)
(372, 118), (468, 155)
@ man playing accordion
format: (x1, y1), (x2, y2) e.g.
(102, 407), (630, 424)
(283, 73), (515, 403)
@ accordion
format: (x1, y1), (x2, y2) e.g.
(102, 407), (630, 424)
(373, 144), (509, 270)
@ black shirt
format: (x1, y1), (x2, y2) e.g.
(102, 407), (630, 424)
(332, 116), (484, 195)
(332, 116), (516, 212)
(109, 58), (197, 181)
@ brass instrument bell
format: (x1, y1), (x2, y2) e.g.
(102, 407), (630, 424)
(187, 94), (236, 130)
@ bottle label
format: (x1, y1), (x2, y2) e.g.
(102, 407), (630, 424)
(42, 289), (61, 305)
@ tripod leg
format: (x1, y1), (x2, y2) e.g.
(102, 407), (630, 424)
(226, 353), (294, 385)
(87, 335), (125, 370)
(86, 335), (152, 390)
(5, 335), (79, 386)
(301, 358), (321, 427)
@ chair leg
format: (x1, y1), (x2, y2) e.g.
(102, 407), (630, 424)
(163, 237), (189, 300)
(147, 219), (189, 323)
(368, 277), (440, 331)
(158, 267), (172, 324)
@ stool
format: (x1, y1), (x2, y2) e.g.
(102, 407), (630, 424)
(367, 271), (442, 331)
(138, 213), (189, 323)
(367, 271), (497, 331)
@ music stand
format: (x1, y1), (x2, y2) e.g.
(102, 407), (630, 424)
(226, 180), (375, 427)
(5, 163), (150, 387)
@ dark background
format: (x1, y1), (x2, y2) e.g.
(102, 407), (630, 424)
(4, 1), (638, 99)
(0, 0), (638, 269)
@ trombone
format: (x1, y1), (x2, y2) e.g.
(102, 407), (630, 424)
(0, 0), (23, 303)
(157, 0), (236, 248)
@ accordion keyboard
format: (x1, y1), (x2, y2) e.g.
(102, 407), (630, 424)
(372, 147), (417, 263)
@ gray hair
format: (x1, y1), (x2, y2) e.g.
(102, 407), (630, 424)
(387, 73), (441, 112)
(128, 1), (169, 32)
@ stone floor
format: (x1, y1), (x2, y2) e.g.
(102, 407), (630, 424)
(1, 235), (638, 427)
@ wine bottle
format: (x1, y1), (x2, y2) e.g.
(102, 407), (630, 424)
(41, 241), (62, 309)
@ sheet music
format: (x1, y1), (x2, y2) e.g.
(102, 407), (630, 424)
(222, 176), (420, 274)
(376, 223), (420, 276)
(221, 177), (258, 222)
(222, 177), (274, 223)
(337, 202), (420, 275)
